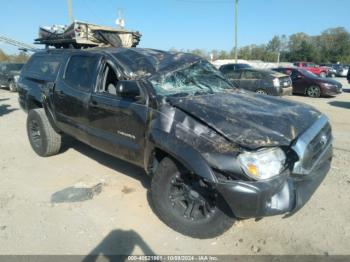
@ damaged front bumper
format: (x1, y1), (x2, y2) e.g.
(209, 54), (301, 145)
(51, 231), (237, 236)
(216, 144), (332, 219)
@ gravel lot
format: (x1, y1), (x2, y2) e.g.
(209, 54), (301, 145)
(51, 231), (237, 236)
(0, 78), (349, 256)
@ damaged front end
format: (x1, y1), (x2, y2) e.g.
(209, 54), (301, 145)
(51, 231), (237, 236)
(150, 102), (332, 219)
(141, 53), (333, 220)
(216, 115), (332, 218)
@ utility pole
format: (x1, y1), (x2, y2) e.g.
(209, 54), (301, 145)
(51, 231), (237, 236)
(234, 0), (238, 63)
(67, 0), (74, 23)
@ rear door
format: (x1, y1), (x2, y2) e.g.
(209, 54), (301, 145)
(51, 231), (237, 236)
(53, 53), (102, 144)
(224, 69), (242, 87)
(87, 57), (149, 166)
(239, 70), (261, 92)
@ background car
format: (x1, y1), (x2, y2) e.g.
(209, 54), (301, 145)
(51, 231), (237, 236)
(347, 67), (350, 83)
(334, 64), (349, 77)
(320, 64), (337, 77)
(293, 62), (329, 78)
(273, 67), (342, 97)
(220, 67), (293, 96)
(0, 62), (25, 92)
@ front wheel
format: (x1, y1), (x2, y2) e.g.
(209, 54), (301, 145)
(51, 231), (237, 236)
(306, 85), (321, 98)
(8, 81), (17, 92)
(151, 157), (235, 239)
(27, 108), (62, 157)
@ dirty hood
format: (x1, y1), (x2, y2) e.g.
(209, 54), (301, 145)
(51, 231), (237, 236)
(168, 91), (322, 149)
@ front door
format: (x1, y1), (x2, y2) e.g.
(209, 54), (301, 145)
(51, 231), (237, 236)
(87, 60), (149, 166)
(290, 70), (307, 94)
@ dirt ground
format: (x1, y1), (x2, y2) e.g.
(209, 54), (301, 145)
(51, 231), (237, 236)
(0, 78), (349, 256)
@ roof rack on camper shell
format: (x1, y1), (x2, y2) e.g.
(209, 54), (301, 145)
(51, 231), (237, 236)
(35, 21), (142, 49)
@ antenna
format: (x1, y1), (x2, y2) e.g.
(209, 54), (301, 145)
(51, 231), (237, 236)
(67, 0), (74, 23)
(116, 8), (125, 29)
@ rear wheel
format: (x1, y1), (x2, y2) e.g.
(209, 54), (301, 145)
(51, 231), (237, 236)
(151, 157), (235, 239)
(256, 89), (267, 95)
(306, 85), (321, 98)
(320, 72), (327, 78)
(8, 81), (17, 92)
(27, 108), (62, 157)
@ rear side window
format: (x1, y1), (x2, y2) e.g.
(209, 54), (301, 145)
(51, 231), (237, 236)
(64, 55), (99, 91)
(226, 70), (241, 79)
(220, 64), (234, 74)
(25, 55), (61, 80)
(241, 71), (261, 79)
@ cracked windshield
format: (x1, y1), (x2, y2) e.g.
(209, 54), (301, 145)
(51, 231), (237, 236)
(151, 60), (233, 97)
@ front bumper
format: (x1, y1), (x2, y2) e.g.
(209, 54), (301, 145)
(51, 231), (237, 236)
(322, 86), (342, 96)
(216, 144), (332, 219)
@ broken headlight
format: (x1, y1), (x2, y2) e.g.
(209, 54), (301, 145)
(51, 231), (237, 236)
(238, 148), (286, 180)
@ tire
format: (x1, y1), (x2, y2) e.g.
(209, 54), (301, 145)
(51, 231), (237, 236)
(306, 85), (321, 98)
(320, 72), (327, 78)
(151, 157), (235, 239)
(8, 81), (17, 92)
(256, 89), (267, 95)
(26, 108), (61, 157)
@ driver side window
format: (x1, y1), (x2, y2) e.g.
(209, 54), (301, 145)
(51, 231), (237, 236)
(98, 63), (119, 96)
(291, 70), (300, 80)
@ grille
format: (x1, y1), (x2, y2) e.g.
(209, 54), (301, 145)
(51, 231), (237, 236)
(279, 77), (292, 88)
(292, 115), (332, 175)
(303, 123), (332, 169)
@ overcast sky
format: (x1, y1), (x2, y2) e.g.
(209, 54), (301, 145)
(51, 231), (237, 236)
(1, 0), (350, 54)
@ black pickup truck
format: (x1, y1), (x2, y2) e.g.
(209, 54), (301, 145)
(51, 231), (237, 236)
(18, 48), (333, 238)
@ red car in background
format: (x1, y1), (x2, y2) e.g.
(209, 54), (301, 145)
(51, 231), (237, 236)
(293, 62), (329, 78)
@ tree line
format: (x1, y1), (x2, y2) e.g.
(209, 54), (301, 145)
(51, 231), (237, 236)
(0, 49), (30, 63)
(177, 27), (350, 64)
(1, 26), (350, 64)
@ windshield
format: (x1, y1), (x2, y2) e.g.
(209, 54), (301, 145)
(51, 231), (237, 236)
(150, 60), (234, 97)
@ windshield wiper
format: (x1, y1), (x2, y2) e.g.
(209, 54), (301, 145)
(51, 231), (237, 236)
(167, 92), (191, 98)
(193, 90), (213, 96)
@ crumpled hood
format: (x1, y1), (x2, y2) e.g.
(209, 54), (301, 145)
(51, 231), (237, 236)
(168, 91), (322, 149)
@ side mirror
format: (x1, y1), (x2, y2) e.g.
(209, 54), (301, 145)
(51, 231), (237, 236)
(116, 80), (141, 99)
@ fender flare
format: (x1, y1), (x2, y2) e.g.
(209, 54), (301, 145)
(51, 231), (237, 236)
(41, 95), (61, 134)
(145, 129), (218, 183)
